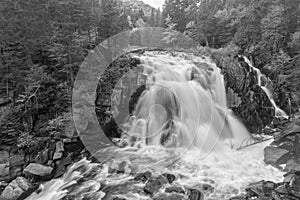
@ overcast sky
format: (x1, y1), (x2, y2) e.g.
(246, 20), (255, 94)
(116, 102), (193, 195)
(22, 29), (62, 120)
(142, 0), (165, 9)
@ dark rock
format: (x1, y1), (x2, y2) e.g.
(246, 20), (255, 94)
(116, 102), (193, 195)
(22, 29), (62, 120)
(246, 181), (276, 197)
(186, 188), (204, 200)
(275, 184), (289, 195)
(53, 155), (72, 178)
(165, 186), (185, 194)
(134, 171), (152, 183)
(144, 175), (168, 196)
(24, 163), (53, 178)
(162, 173), (176, 184)
(112, 197), (127, 200)
(0, 177), (31, 200)
(64, 139), (84, 153)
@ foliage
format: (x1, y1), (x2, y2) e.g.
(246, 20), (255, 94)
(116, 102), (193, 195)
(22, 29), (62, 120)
(162, 0), (300, 111)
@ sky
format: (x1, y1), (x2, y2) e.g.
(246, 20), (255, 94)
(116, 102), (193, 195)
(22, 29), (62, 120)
(142, 0), (165, 9)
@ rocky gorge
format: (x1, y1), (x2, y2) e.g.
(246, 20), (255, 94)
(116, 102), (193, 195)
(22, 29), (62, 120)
(0, 49), (299, 200)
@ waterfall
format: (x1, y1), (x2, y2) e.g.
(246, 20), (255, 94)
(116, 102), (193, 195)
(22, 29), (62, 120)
(242, 56), (288, 119)
(124, 51), (249, 151)
(26, 51), (284, 200)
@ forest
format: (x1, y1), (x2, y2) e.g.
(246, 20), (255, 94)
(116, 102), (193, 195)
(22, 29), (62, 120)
(0, 0), (300, 200)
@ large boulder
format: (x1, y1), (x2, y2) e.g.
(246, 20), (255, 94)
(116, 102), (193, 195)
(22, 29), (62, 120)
(264, 146), (290, 167)
(0, 177), (31, 200)
(24, 163), (53, 178)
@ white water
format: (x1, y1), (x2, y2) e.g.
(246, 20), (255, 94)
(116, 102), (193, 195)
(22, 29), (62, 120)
(243, 56), (288, 119)
(26, 52), (284, 200)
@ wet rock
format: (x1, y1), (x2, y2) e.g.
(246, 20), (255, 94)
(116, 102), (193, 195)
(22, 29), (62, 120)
(246, 180), (276, 197)
(165, 186), (185, 194)
(134, 171), (152, 183)
(154, 193), (187, 200)
(24, 163), (53, 178)
(162, 173), (176, 184)
(264, 146), (289, 166)
(144, 175), (168, 196)
(186, 188), (204, 200)
(0, 177), (31, 200)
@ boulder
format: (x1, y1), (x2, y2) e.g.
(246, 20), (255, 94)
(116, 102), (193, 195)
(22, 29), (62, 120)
(186, 188), (204, 200)
(264, 146), (289, 166)
(134, 171), (152, 183)
(144, 175), (168, 196)
(162, 173), (176, 184)
(165, 186), (185, 194)
(24, 163), (53, 178)
(0, 177), (31, 200)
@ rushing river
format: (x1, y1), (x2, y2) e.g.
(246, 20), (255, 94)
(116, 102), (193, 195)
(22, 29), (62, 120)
(26, 51), (284, 200)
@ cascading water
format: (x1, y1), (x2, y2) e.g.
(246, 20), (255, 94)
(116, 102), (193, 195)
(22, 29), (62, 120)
(26, 52), (283, 200)
(242, 56), (288, 119)
(123, 52), (249, 151)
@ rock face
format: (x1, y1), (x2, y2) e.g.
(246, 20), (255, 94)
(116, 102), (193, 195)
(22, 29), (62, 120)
(24, 163), (53, 178)
(0, 177), (31, 200)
